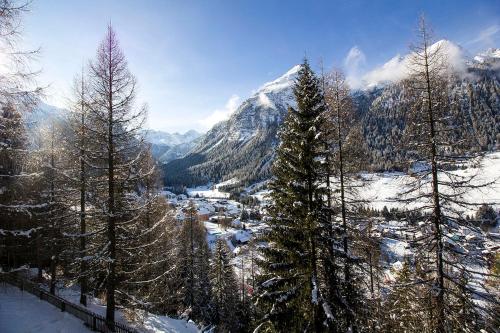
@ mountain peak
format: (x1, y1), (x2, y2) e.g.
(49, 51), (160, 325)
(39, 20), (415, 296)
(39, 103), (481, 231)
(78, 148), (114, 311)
(429, 39), (455, 50)
(258, 64), (300, 94)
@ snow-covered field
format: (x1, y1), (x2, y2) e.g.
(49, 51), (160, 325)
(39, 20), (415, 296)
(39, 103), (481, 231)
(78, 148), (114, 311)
(0, 284), (92, 333)
(360, 152), (500, 214)
(186, 180), (237, 198)
(186, 185), (230, 199)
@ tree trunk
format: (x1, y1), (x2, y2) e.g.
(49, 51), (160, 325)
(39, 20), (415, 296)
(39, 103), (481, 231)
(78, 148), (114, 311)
(337, 93), (355, 332)
(106, 35), (116, 329)
(79, 106), (87, 306)
(423, 41), (445, 333)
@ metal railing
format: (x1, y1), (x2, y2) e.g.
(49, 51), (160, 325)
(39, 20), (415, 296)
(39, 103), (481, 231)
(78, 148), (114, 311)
(1, 274), (138, 333)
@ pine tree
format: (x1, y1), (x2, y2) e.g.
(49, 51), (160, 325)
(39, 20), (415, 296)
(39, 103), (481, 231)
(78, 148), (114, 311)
(381, 260), (429, 332)
(194, 234), (213, 324)
(0, 103), (39, 270)
(177, 201), (213, 324)
(30, 120), (73, 294)
(211, 238), (240, 332)
(68, 70), (92, 306)
(256, 59), (329, 332)
(117, 147), (184, 315)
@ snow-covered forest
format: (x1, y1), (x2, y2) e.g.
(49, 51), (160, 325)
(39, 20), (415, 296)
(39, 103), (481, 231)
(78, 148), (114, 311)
(1, 1), (499, 332)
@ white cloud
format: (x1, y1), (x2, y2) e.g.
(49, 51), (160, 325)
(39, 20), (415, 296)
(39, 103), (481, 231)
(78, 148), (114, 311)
(362, 54), (407, 88)
(344, 46), (366, 69)
(199, 94), (240, 130)
(467, 24), (500, 47)
(344, 46), (366, 89)
(351, 40), (468, 89)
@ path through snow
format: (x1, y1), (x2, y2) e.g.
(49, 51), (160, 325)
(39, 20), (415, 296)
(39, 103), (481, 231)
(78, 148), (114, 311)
(0, 283), (92, 333)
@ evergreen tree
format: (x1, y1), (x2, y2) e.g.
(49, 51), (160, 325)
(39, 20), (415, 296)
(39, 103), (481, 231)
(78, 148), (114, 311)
(30, 120), (73, 294)
(177, 201), (213, 324)
(323, 68), (370, 332)
(0, 103), (41, 271)
(381, 260), (429, 332)
(68, 69), (92, 306)
(211, 238), (240, 332)
(256, 60), (330, 332)
(194, 234), (213, 325)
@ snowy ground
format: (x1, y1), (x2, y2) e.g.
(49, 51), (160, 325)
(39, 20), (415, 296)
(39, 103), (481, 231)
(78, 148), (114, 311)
(186, 185), (230, 199)
(359, 152), (500, 214)
(140, 313), (199, 333)
(54, 284), (199, 333)
(186, 178), (239, 199)
(250, 189), (271, 203)
(14, 269), (200, 333)
(0, 283), (92, 333)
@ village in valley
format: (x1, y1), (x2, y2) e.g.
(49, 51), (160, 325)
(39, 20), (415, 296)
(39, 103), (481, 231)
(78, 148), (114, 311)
(162, 153), (500, 300)
(161, 179), (271, 295)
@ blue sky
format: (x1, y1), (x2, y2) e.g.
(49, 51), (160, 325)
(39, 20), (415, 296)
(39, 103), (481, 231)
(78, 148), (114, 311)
(23, 0), (500, 133)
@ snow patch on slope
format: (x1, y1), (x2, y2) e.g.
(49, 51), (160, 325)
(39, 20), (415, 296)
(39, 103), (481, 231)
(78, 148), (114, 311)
(360, 151), (500, 215)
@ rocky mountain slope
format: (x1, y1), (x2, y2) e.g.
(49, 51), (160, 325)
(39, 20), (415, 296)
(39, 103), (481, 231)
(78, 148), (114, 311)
(164, 43), (500, 189)
(164, 66), (300, 187)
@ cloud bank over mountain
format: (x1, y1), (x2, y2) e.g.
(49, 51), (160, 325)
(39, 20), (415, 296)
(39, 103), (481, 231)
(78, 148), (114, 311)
(345, 40), (469, 89)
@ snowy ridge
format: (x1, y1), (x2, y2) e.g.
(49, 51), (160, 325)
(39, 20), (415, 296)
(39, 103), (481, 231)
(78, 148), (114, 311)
(258, 64), (301, 93)
(225, 64), (299, 142)
(474, 48), (500, 63)
(144, 129), (201, 146)
(165, 42), (500, 188)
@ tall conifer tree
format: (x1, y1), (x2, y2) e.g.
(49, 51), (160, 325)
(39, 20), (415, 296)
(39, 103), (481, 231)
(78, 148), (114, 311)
(257, 59), (329, 332)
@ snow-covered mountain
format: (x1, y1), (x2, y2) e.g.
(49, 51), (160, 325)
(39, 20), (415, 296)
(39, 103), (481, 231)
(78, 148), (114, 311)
(164, 41), (500, 188)
(146, 129), (202, 163)
(360, 42), (500, 170)
(164, 66), (300, 187)
(23, 101), (66, 130)
(21, 102), (201, 163)
(474, 47), (500, 64)
(145, 129), (201, 146)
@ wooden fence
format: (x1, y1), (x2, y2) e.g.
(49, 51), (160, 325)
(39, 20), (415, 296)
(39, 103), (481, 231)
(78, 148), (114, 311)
(0, 274), (138, 333)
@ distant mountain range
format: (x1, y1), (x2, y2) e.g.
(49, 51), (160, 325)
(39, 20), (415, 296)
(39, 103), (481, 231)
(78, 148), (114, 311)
(145, 129), (202, 163)
(163, 42), (500, 189)
(23, 103), (201, 164)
